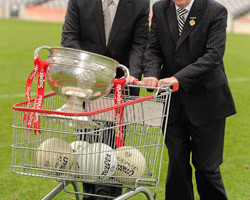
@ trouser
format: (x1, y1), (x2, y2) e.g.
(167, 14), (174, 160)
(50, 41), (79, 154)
(80, 86), (136, 199)
(79, 121), (123, 199)
(82, 183), (122, 200)
(164, 105), (228, 200)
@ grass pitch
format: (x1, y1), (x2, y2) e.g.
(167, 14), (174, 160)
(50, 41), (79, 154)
(0, 19), (249, 199)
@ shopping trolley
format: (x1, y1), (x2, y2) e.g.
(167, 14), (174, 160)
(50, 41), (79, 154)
(11, 84), (173, 200)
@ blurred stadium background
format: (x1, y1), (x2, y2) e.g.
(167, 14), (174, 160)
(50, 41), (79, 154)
(0, 0), (249, 199)
(1, 0), (250, 33)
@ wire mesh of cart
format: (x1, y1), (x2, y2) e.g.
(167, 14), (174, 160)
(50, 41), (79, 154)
(11, 85), (172, 200)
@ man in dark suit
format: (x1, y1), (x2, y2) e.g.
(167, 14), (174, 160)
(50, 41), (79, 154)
(61, 0), (149, 199)
(61, 0), (149, 95)
(142, 0), (236, 199)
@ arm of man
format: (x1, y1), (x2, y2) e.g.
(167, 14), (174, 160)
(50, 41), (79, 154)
(142, 4), (164, 87)
(128, 0), (150, 82)
(61, 0), (81, 49)
(174, 5), (228, 93)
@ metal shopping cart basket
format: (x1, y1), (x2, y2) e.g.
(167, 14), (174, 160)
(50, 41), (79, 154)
(11, 85), (172, 200)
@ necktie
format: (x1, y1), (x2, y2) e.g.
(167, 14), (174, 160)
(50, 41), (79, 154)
(177, 8), (188, 36)
(103, 0), (113, 45)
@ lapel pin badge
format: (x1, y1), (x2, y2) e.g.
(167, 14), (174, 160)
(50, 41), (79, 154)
(189, 17), (196, 26)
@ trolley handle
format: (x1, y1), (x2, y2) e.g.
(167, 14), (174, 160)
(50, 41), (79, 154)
(128, 80), (179, 93)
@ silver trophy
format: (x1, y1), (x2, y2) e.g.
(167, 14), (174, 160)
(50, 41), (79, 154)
(34, 46), (129, 128)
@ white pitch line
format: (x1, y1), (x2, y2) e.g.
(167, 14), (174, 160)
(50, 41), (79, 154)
(0, 77), (249, 99)
(0, 93), (35, 99)
(228, 77), (250, 82)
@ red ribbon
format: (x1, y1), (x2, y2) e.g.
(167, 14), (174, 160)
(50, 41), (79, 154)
(23, 57), (48, 134)
(114, 78), (126, 148)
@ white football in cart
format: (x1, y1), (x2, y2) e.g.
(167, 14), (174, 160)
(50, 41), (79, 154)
(36, 138), (74, 176)
(70, 141), (89, 172)
(77, 143), (117, 181)
(70, 141), (89, 152)
(114, 146), (146, 184)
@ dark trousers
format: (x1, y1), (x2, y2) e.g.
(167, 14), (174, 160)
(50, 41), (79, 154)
(80, 122), (123, 199)
(82, 183), (122, 200)
(164, 105), (228, 200)
(81, 87), (135, 199)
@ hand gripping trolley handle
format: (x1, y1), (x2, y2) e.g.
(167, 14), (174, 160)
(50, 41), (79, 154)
(11, 84), (173, 200)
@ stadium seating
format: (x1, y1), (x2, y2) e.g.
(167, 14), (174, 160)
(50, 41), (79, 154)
(0, 0), (48, 16)
(22, 0), (68, 22)
(40, 0), (68, 9)
(216, 0), (250, 19)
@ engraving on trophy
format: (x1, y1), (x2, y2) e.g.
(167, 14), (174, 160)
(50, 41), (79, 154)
(75, 68), (96, 89)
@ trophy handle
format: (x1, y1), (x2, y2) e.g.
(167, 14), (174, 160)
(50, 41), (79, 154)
(34, 46), (52, 59)
(117, 64), (130, 80)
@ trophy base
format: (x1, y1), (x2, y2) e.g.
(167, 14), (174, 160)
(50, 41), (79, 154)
(44, 114), (101, 129)
(45, 100), (100, 129)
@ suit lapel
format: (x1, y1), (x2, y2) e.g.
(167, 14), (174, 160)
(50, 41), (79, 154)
(175, 0), (204, 51)
(93, 0), (106, 47)
(107, 0), (129, 47)
(167, 1), (179, 45)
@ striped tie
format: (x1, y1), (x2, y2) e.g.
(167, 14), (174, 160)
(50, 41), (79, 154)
(177, 8), (188, 36)
(103, 0), (113, 45)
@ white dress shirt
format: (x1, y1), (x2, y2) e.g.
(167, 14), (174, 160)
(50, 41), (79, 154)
(175, 0), (195, 21)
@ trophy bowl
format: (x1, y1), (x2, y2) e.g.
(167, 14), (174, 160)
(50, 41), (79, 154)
(34, 46), (129, 129)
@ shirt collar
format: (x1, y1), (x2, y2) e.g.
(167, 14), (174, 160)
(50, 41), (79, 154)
(175, 0), (194, 12)
(102, 0), (119, 6)
(114, 0), (119, 6)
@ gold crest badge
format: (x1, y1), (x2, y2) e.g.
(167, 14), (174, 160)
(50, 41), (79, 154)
(189, 17), (196, 26)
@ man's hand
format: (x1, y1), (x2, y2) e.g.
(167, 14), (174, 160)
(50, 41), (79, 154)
(126, 76), (139, 84)
(158, 76), (179, 92)
(142, 77), (158, 87)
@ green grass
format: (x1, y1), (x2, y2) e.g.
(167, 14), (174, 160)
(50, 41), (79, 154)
(0, 19), (249, 200)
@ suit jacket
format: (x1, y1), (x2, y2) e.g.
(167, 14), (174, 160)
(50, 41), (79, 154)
(61, 0), (149, 80)
(144, 0), (236, 126)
